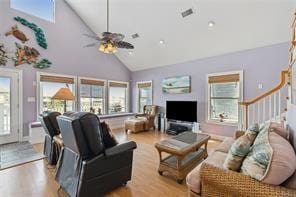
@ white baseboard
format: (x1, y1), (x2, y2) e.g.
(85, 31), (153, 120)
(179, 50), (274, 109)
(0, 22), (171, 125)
(21, 136), (29, 142)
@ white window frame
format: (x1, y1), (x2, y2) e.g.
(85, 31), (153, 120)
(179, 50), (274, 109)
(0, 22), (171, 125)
(136, 81), (153, 113)
(107, 80), (129, 114)
(206, 70), (244, 126)
(36, 72), (77, 116)
(78, 77), (107, 114)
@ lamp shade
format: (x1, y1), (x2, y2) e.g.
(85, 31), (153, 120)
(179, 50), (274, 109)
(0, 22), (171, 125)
(52, 88), (75, 101)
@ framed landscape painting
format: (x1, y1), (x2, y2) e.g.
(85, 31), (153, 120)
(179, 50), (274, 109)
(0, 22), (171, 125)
(162, 75), (191, 94)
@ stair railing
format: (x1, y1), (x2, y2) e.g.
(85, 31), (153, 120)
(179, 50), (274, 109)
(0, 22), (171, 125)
(238, 69), (290, 130)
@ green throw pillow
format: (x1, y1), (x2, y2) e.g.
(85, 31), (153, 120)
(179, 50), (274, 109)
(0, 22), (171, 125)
(241, 123), (272, 181)
(224, 123), (261, 171)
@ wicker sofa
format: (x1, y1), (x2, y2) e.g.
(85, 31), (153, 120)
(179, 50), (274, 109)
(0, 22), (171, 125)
(186, 130), (296, 197)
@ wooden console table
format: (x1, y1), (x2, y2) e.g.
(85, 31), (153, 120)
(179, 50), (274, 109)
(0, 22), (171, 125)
(155, 132), (210, 183)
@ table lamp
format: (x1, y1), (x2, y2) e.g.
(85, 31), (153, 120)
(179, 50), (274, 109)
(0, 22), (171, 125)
(52, 87), (75, 113)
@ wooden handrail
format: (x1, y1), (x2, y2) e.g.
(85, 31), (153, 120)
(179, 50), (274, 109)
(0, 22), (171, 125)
(240, 69), (290, 106)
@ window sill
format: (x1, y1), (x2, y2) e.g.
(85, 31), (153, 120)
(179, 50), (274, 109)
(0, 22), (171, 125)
(206, 120), (238, 127)
(33, 113), (135, 128)
(99, 112), (135, 119)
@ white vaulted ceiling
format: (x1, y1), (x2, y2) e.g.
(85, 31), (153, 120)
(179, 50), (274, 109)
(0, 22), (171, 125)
(65, 0), (296, 71)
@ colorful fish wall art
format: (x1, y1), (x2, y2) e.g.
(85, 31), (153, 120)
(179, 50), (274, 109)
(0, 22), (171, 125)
(0, 44), (9, 66)
(5, 25), (29, 43)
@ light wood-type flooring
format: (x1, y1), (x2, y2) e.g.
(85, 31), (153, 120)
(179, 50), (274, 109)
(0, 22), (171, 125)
(0, 130), (220, 197)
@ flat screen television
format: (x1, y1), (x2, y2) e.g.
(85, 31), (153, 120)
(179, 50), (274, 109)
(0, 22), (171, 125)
(166, 101), (197, 122)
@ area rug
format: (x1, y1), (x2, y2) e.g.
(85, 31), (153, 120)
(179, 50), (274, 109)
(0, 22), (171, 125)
(0, 142), (45, 170)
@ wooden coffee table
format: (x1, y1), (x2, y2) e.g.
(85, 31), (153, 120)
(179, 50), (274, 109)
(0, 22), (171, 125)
(155, 132), (210, 183)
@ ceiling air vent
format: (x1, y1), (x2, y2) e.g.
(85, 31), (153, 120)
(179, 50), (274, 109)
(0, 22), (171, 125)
(131, 33), (140, 39)
(181, 8), (194, 18)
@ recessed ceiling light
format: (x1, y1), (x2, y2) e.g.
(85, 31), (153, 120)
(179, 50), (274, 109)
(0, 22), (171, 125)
(208, 21), (215, 27)
(128, 51), (133, 55)
(159, 40), (165, 44)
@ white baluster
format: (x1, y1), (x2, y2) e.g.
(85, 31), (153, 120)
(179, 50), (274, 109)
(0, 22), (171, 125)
(273, 93), (277, 121)
(253, 104), (256, 123)
(278, 90), (281, 120)
(249, 105), (252, 126)
(247, 106), (250, 128)
(263, 98), (266, 123)
(238, 105), (242, 130)
(257, 102), (260, 124)
(269, 95), (272, 121)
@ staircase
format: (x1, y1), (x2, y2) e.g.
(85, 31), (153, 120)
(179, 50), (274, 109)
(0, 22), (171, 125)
(238, 10), (296, 130)
(238, 69), (290, 130)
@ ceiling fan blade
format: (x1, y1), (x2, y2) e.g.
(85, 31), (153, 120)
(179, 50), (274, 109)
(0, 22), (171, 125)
(84, 42), (99, 47)
(83, 33), (102, 41)
(110, 33), (125, 41)
(102, 32), (125, 41)
(116, 41), (134, 49)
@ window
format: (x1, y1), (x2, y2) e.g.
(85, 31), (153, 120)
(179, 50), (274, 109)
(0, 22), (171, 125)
(108, 81), (128, 114)
(0, 77), (10, 135)
(11, 0), (55, 22)
(79, 78), (106, 115)
(38, 73), (76, 114)
(137, 81), (153, 113)
(207, 72), (243, 124)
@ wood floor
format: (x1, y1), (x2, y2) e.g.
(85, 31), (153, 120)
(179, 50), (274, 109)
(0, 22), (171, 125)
(0, 130), (220, 197)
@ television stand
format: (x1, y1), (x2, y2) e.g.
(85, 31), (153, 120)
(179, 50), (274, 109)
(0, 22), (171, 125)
(166, 121), (193, 135)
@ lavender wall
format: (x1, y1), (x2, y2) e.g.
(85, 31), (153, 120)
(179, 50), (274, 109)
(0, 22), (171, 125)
(0, 0), (131, 137)
(132, 43), (289, 137)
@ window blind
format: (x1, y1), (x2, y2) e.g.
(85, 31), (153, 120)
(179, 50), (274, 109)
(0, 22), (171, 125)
(208, 74), (240, 84)
(40, 75), (75, 84)
(80, 79), (105, 86)
(137, 82), (152, 88)
(109, 81), (128, 88)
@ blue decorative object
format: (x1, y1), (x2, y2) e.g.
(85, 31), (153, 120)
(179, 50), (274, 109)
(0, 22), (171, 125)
(34, 58), (52, 69)
(14, 16), (48, 49)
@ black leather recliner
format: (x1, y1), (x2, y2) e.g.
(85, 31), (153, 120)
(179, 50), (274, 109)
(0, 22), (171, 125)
(39, 111), (62, 165)
(56, 112), (137, 197)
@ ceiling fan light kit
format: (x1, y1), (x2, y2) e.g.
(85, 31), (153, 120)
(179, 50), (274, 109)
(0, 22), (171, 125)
(99, 41), (117, 54)
(84, 0), (134, 54)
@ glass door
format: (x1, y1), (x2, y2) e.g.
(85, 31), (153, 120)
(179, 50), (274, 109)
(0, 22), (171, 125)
(0, 71), (19, 144)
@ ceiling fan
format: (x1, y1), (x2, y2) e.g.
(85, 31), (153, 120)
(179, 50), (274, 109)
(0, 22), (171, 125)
(83, 0), (134, 54)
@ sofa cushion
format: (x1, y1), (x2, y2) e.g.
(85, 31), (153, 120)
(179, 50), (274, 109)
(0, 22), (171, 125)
(241, 124), (272, 181)
(261, 132), (296, 185)
(269, 122), (288, 139)
(186, 151), (227, 194)
(241, 124), (296, 185)
(101, 121), (118, 148)
(224, 134), (252, 171)
(215, 137), (235, 153)
(284, 171), (296, 190)
(244, 123), (261, 143)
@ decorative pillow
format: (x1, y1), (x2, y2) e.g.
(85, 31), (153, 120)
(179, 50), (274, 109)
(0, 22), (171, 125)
(262, 132), (296, 185)
(269, 122), (288, 139)
(244, 123), (261, 143)
(101, 121), (118, 148)
(224, 123), (261, 171)
(223, 134), (252, 171)
(241, 123), (296, 185)
(241, 124), (272, 181)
